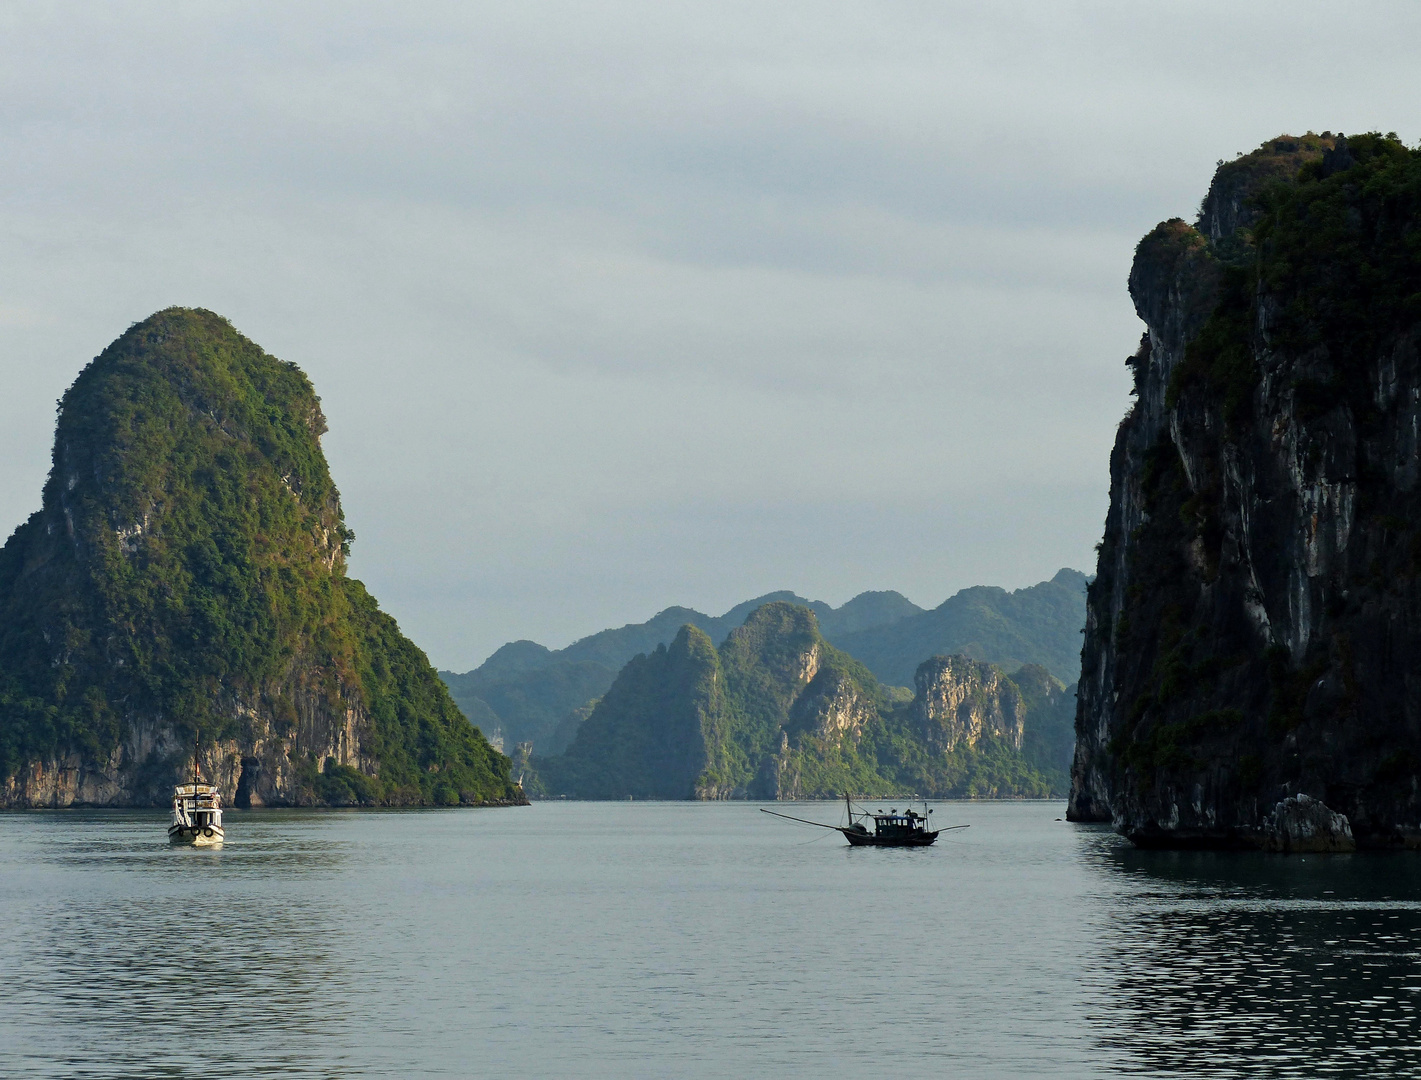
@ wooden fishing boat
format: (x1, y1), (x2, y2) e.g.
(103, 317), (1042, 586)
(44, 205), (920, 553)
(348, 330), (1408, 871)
(761, 793), (967, 847)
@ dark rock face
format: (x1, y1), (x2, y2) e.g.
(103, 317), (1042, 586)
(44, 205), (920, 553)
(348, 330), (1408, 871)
(1195, 136), (1333, 247)
(1070, 133), (1421, 849)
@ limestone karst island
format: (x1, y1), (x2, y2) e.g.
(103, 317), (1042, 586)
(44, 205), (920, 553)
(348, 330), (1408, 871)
(10, 2), (1421, 1073)
(1071, 133), (1421, 851)
(0, 309), (522, 808)
(0, 307), (1091, 810)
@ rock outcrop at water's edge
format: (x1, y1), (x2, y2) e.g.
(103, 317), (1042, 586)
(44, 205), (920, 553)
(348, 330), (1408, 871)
(0, 308), (524, 808)
(1069, 133), (1421, 848)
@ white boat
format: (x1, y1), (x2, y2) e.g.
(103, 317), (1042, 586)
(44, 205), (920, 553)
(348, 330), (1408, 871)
(169, 781), (225, 847)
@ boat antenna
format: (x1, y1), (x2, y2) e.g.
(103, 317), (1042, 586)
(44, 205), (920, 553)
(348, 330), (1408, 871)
(188, 733), (198, 832)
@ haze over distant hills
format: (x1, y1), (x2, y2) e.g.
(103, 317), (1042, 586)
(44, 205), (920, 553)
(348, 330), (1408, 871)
(533, 602), (1079, 800)
(440, 570), (1087, 756)
(832, 568), (1090, 688)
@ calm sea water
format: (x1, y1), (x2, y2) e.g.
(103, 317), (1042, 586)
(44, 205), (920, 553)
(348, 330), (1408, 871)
(1, 800), (1418, 1078)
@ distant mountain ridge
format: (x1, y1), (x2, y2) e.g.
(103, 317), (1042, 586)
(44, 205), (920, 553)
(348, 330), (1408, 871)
(477, 588), (924, 677)
(440, 571), (1087, 756)
(833, 568), (1090, 688)
(441, 588), (923, 753)
(530, 602), (1078, 800)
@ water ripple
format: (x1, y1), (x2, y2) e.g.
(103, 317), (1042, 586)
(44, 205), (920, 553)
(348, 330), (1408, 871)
(1, 804), (1418, 1078)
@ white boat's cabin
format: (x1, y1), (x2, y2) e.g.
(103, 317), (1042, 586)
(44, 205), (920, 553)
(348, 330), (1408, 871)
(171, 782), (223, 832)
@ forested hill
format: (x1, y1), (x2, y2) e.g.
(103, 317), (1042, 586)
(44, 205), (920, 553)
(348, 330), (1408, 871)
(492, 588), (925, 675)
(532, 602), (1078, 800)
(439, 588), (926, 754)
(441, 571), (1087, 757)
(831, 569), (1090, 688)
(0, 308), (521, 808)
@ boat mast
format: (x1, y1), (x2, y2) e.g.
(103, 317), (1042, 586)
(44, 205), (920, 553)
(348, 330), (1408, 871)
(192, 735), (199, 826)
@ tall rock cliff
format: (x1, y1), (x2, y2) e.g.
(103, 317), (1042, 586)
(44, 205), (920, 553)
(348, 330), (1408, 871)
(536, 601), (1068, 799)
(0, 308), (522, 808)
(1071, 133), (1421, 850)
(912, 656), (1025, 753)
(724, 603), (886, 801)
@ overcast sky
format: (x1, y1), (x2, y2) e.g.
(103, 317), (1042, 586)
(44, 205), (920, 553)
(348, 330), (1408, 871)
(2, 2), (1418, 669)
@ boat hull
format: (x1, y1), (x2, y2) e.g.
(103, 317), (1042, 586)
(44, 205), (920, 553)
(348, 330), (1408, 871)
(840, 828), (938, 847)
(168, 825), (225, 848)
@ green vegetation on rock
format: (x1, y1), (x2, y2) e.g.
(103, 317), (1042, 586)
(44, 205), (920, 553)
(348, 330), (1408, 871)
(0, 308), (520, 807)
(1073, 133), (1421, 847)
(829, 569), (1090, 688)
(441, 572), (1086, 758)
(534, 601), (1074, 800)
(537, 625), (725, 799)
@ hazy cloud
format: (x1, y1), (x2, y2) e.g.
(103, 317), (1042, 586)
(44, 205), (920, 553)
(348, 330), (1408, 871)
(3, 1), (1419, 665)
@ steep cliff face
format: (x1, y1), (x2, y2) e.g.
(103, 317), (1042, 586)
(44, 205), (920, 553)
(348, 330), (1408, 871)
(913, 656), (1025, 753)
(0, 308), (522, 807)
(754, 610), (886, 801)
(535, 625), (724, 799)
(541, 603), (883, 799)
(1071, 133), (1421, 849)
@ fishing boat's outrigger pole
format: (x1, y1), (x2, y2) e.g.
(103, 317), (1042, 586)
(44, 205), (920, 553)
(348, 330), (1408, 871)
(759, 808), (843, 829)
